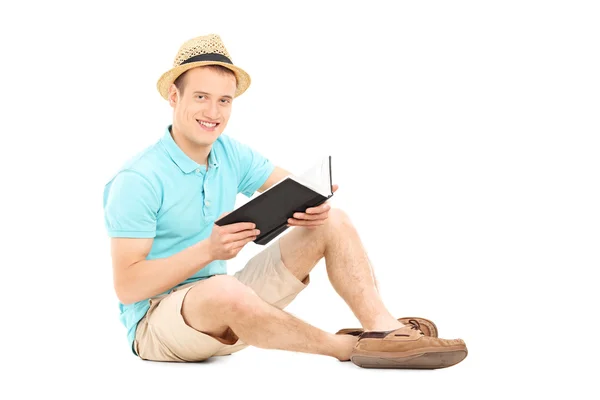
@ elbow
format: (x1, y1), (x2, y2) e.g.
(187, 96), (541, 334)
(114, 287), (134, 305)
(114, 280), (141, 305)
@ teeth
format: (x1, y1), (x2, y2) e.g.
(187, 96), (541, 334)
(199, 120), (217, 128)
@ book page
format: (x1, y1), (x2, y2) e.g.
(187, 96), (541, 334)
(292, 156), (332, 197)
(245, 156), (332, 202)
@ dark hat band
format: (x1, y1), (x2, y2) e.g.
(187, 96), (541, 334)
(180, 53), (233, 66)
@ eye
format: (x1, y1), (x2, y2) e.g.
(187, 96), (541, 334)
(221, 99), (231, 104)
(196, 95), (205, 100)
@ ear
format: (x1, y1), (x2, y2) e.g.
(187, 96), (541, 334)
(167, 84), (179, 108)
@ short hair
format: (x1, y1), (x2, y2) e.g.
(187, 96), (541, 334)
(173, 65), (236, 96)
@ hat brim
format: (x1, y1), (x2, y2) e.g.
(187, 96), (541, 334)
(156, 61), (251, 100)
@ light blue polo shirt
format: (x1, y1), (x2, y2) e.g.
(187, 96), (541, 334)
(102, 125), (275, 354)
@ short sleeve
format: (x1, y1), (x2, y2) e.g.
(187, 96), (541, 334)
(229, 137), (275, 198)
(103, 170), (160, 238)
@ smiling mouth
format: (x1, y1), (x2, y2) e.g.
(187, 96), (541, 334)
(197, 119), (220, 130)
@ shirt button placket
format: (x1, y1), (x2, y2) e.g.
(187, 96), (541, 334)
(203, 172), (211, 218)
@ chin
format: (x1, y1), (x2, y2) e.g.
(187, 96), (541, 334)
(190, 130), (220, 145)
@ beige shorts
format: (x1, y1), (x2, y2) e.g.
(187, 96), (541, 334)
(134, 239), (310, 362)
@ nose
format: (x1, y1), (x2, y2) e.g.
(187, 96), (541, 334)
(203, 101), (220, 120)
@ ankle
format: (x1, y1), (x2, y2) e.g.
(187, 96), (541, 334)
(333, 334), (359, 361)
(363, 317), (404, 332)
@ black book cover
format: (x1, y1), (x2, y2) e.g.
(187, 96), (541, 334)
(215, 156), (333, 245)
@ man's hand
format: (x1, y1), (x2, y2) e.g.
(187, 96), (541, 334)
(287, 184), (339, 230)
(209, 212), (260, 260)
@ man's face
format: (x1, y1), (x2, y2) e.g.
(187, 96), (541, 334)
(169, 66), (237, 147)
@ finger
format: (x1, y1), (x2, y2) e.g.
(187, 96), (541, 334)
(288, 218), (327, 226)
(292, 211), (328, 221)
(306, 204), (331, 214)
(232, 235), (257, 250)
(222, 221), (256, 233)
(332, 184), (339, 193)
(226, 228), (260, 243)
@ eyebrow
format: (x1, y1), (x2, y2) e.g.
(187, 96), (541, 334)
(192, 91), (233, 100)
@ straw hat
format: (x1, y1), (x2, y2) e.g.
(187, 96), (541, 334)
(156, 34), (251, 100)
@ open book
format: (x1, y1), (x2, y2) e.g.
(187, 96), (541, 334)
(215, 156), (334, 245)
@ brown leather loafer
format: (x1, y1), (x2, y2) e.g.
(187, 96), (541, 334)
(350, 324), (467, 369)
(336, 317), (439, 337)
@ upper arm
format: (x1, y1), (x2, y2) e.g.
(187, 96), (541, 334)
(257, 166), (292, 193)
(226, 136), (276, 197)
(110, 237), (154, 304)
(110, 237), (153, 273)
(103, 170), (160, 278)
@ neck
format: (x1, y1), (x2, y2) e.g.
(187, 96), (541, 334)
(170, 125), (210, 166)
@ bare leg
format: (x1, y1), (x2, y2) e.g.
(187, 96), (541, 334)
(182, 275), (358, 360)
(280, 208), (403, 331)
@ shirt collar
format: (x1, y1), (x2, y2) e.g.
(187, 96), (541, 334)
(160, 125), (219, 174)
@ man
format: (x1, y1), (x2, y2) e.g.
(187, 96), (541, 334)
(103, 33), (468, 369)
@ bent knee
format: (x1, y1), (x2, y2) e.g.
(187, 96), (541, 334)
(322, 208), (353, 236)
(328, 207), (350, 224)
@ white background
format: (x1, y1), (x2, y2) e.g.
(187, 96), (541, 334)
(1, 0), (599, 399)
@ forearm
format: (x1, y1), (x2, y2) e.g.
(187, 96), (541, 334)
(115, 239), (214, 304)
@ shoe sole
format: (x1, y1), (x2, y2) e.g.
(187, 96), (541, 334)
(351, 347), (467, 369)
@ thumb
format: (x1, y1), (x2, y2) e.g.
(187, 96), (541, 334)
(215, 211), (231, 223)
(215, 211), (231, 225)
